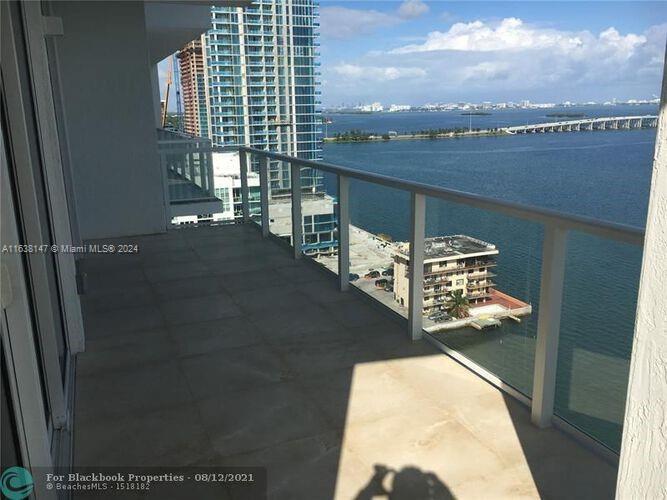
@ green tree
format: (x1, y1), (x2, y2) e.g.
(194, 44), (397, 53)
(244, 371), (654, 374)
(445, 289), (470, 319)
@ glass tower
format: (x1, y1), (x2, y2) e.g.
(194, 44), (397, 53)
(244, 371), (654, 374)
(203, 0), (323, 196)
(178, 0), (335, 255)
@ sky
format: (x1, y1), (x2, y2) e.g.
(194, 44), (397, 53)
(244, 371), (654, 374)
(318, 1), (667, 106)
(160, 1), (667, 110)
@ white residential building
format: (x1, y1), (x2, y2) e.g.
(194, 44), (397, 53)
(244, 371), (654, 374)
(388, 104), (411, 112)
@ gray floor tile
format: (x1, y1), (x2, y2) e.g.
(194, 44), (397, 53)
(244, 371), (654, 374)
(144, 260), (209, 283)
(159, 293), (242, 325)
(85, 267), (147, 292)
(232, 287), (313, 314)
(139, 248), (200, 267)
(152, 275), (224, 301)
(75, 406), (215, 467)
(77, 328), (177, 376)
(194, 240), (279, 261)
(168, 317), (260, 356)
(218, 432), (342, 500)
(83, 304), (164, 338)
(217, 269), (293, 294)
(76, 361), (194, 423)
(249, 304), (342, 340)
(196, 383), (331, 457)
(274, 262), (331, 284)
(203, 254), (283, 275)
(277, 336), (389, 378)
(179, 345), (289, 399)
(299, 279), (358, 306)
(81, 283), (157, 312)
(323, 299), (391, 328)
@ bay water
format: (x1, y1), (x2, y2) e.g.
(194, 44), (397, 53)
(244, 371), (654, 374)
(320, 104), (657, 451)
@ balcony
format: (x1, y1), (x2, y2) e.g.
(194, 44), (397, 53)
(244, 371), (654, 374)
(3, 1), (664, 497)
(157, 129), (222, 219)
(76, 222), (615, 498)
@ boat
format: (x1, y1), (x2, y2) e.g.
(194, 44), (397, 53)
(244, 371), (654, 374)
(470, 317), (502, 330)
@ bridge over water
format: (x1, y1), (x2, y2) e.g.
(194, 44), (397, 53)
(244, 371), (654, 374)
(504, 115), (658, 134)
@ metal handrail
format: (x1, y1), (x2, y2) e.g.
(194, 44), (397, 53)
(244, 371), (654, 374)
(160, 143), (644, 246)
(238, 146), (644, 246)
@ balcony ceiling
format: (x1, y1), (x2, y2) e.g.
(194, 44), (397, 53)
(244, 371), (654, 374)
(144, 1), (253, 64)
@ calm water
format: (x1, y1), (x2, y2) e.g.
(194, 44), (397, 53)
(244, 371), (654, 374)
(320, 104), (657, 452)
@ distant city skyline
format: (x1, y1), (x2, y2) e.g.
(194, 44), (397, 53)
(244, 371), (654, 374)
(323, 96), (661, 111)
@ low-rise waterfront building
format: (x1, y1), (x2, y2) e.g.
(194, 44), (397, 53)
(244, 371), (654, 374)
(393, 235), (499, 314)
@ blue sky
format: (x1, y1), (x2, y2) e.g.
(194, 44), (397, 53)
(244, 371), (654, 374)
(318, 1), (667, 106)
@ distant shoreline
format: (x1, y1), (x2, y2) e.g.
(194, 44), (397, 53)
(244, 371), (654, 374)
(323, 129), (510, 143)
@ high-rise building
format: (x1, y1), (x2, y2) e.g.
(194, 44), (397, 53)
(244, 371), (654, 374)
(177, 40), (209, 138)
(176, 0), (335, 255)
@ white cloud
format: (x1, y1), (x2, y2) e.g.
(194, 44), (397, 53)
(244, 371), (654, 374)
(320, 1), (429, 40)
(458, 61), (511, 82)
(392, 18), (646, 54)
(333, 63), (427, 81)
(398, 0), (429, 20)
(319, 6), (398, 39)
(323, 18), (666, 105)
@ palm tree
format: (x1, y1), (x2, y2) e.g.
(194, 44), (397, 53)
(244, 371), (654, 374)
(445, 290), (470, 319)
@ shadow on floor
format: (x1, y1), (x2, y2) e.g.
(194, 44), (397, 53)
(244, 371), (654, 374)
(75, 224), (618, 499)
(354, 465), (454, 500)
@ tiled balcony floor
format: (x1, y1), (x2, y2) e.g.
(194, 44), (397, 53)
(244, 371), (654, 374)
(76, 223), (617, 499)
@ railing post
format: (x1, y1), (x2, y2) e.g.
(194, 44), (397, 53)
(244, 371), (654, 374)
(159, 151), (171, 224)
(206, 150), (215, 197)
(259, 155), (270, 237)
(531, 224), (568, 428)
(408, 192), (425, 341)
(239, 150), (250, 222)
(290, 162), (303, 259)
(337, 175), (350, 291)
(188, 148), (195, 182)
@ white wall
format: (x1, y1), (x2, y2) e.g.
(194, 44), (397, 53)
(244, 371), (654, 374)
(51, 1), (167, 239)
(616, 56), (667, 498)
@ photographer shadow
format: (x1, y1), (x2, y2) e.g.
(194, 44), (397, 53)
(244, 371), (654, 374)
(354, 464), (455, 500)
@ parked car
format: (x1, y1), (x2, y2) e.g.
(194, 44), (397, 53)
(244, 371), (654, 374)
(428, 311), (450, 322)
(375, 278), (389, 288)
(349, 273), (360, 282)
(365, 270), (381, 279)
(381, 268), (394, 277)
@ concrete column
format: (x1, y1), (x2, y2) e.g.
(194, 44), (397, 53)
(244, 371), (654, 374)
(151, 64), (162, 128)
(408, 193), (425, 341)
(616, 53), (667, 498)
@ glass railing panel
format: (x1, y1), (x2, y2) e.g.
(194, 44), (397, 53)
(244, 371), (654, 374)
(266, 159), (293, 247)
(302, 168), (338, 274)
(424, 198), (543, 397)
(160, 146), (216, 204)
(249, 154), (264, 229)
(347, 179), (410, 314)
(555, 231), (642, 452)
